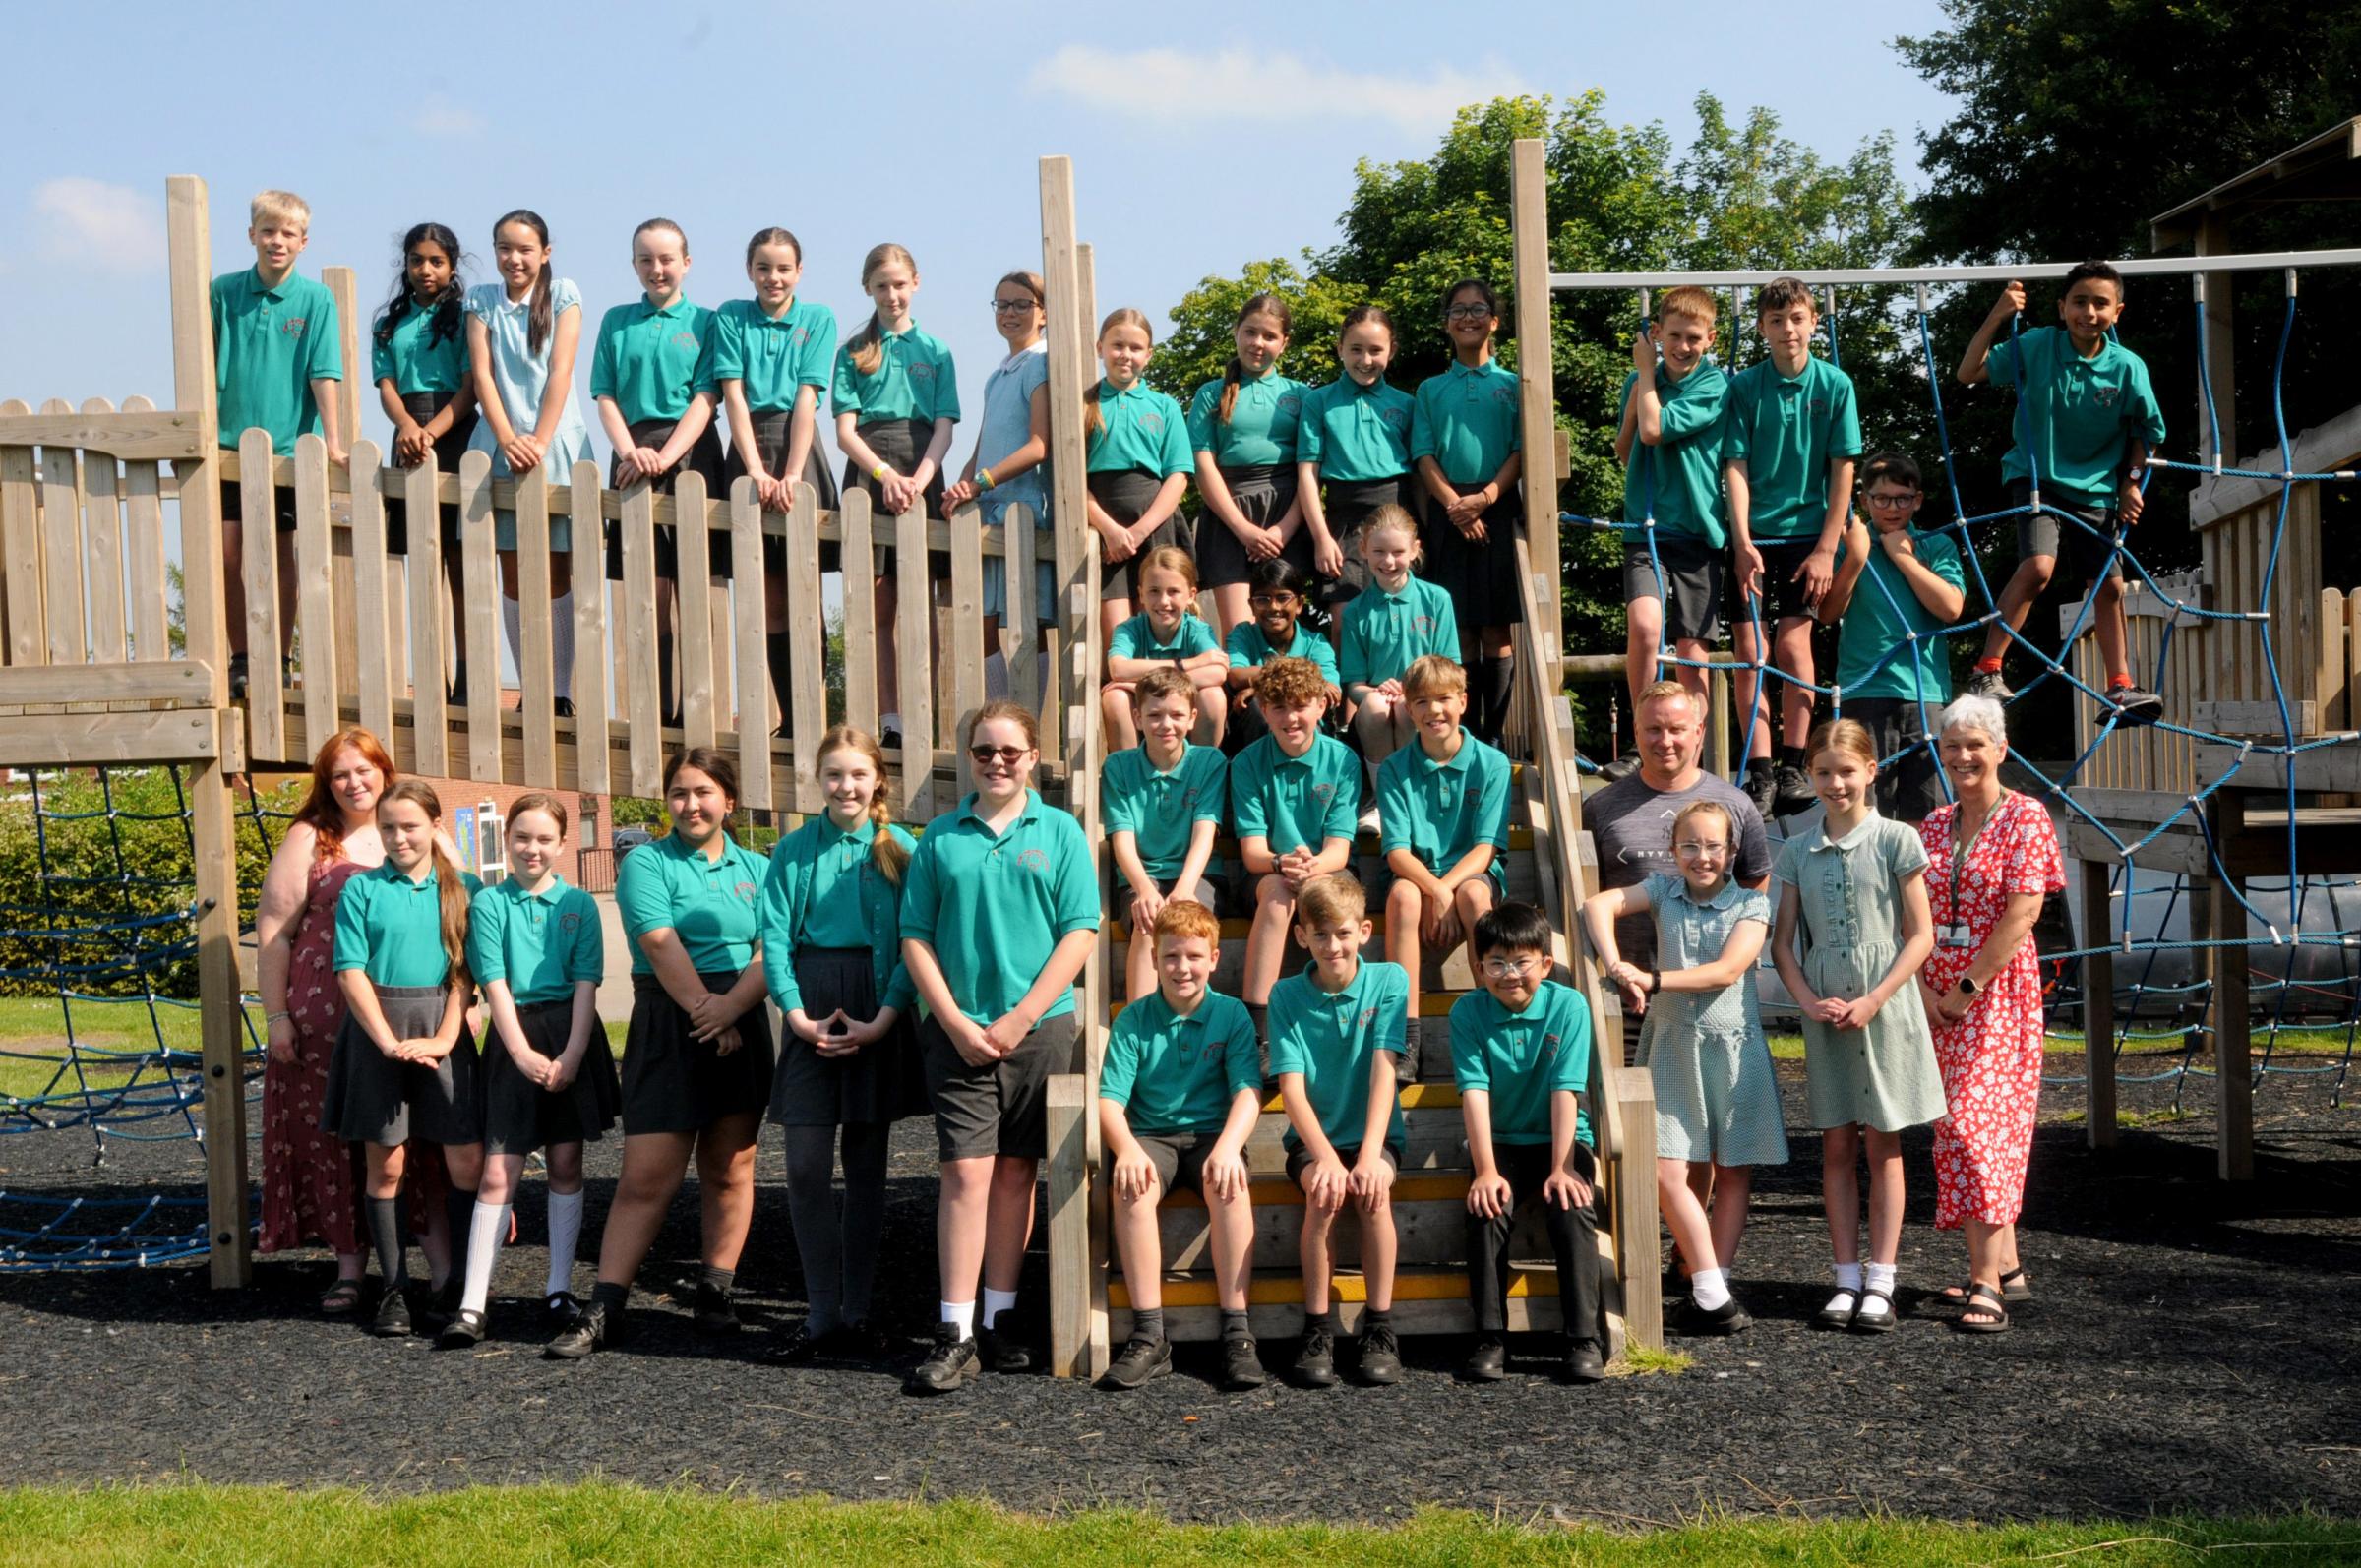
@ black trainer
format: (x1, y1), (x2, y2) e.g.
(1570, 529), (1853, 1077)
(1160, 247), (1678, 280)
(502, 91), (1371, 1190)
(764, 1324), (825, 1366)
(1742, 766), (1778, 819)
(227, 653), (251, 701)
(544, 1300), (611, 1359)
(437, 1307), (487, 1349)
(1596, 749), (1642, 783)
(693, 1281), (740, 1334)
(1098, 1334), (1173, 1391)
(1462, 1335), (1508, 1382)
(1967, 667), (2014, 702)
(1772, 762), (1818, 819)
(1562, 1337), (1606, 1383)
(1220, 1332), (1268, 1390)
(2108, 684), (2164, 727)
(371, 1284), (411, 1339)
(904, 1322), (980, 1394)
(1292, 1321), (1338, 1388)
(978, 1320), (1034, 1374)
(1357, 1320), (1403, 1385)
(1678, 1296), (1754, 1336)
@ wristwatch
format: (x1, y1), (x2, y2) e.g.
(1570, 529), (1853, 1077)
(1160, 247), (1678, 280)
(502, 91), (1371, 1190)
(1955, 975), (1981, 996)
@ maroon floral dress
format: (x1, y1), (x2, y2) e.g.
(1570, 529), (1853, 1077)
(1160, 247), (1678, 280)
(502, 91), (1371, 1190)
(258, 858), (367, 1255)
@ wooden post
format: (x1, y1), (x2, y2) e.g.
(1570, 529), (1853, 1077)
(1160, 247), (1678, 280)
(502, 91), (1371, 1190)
(325, 267), (363, 707)
(168, 175), (251, 1288)
(1045, 1074), (1091, 1379)
(2081, 859), (2118, 1150)
(1611, 1064), (1663, 1350)
(1509, 137), (1562, 657)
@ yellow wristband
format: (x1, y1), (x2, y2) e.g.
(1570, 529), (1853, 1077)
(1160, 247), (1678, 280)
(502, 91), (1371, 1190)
(870, 462), (889, 481)
(978, 467), (997, 492)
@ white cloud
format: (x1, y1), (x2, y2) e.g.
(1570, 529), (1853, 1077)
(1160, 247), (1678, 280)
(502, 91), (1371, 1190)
(31, 177), (163, 273)
(1028, 46), (1527, 131)
(409, 92), (485, 138)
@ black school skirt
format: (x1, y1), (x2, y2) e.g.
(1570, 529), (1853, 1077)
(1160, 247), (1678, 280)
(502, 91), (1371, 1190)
(767, 947), (927, 1127)
(384, 391), (476, 557)
(1423, 480), (1525, 629)
(479, 995), (623, 1155)
(1198, 463), (1310, 588)
(1318, 476), (1404, 605)
(1092, 468), (1190, 604)
(320, 984), (481, 1147)
(719, 406), (842, 575)
(605, 416), (727, 580)
(844, 417), (947, 580)
(618, 971), (774, 1135)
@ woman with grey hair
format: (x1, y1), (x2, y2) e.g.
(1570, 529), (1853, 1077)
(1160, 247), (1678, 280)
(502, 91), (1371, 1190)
(1913, 694), (2064, 1333)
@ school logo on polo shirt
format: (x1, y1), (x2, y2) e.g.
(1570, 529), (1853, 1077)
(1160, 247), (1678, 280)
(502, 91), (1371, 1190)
(1139, 410), (1165, 434)
(910, 362), (937, 381)
(1310, 781), (1336, 807)
(1381, 407), (1410, 430)
(1414, 613), (1437, 637)
(672, 331), (698, 351)
(1357, 1006), (1377, 1030)
(282, 318), (309, 337)
(1015, 847), (1050, 874)
(2093, 384), (2120, 408)
(559, 911), (583, 936)
(1542, 1030), (1563, 1062)
(733, 880), (758, 903)
(1276, 392), (1301, 416)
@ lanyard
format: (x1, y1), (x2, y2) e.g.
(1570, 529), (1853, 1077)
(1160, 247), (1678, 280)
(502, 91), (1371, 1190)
(1945, 794), (2004, 926)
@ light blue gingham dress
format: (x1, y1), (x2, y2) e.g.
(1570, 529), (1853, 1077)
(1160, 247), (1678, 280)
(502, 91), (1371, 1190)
(1774, 813), (1947, 1132)
(976, 341), (1056, 621)
(1637, 874), (1788, 1166)
(465, 279), (595, 550)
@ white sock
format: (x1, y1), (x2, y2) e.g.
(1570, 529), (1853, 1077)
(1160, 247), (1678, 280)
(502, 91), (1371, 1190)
(983, 1287), (1018, 1330)
(501, 595), (523, 676)
(941, 1299), (976, 1340)
(1828, 1261), (1862, 1307)
(1862, 1261), (1897, 1312)
(550, 591), (575, 702)
(459, 1199), (510, 1314)
(984, 650), (1009, 700)
(881, 710), (903, 738)
(544, 1188), (584, 1298)
(1690, 1267), (1731, 1311)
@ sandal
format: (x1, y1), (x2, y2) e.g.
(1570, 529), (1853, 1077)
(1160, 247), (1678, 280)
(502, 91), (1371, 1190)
(1848, 1288), (1899, 1334)
(1815, 1289), (1859, 1331)
(1955, 1284), (2011, 1334)
(1940, 1266), (2031, 1306)
(318, 1279), (365, 1316)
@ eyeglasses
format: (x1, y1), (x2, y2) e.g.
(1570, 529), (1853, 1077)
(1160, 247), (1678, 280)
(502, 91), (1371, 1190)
(1247, 593), (1301, 609)
(1445, 304), (1494, 322)
(1864, 492), (1919, 510)
(990, 297), (1039, 313)
(1481, 956), (1544, 980)
(969, 745), (1031, 765)
(1675, 840), (1731, 856)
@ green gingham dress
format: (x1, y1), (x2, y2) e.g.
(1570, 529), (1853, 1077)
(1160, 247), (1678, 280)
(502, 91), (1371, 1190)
(1636, 874), (1788, 1167)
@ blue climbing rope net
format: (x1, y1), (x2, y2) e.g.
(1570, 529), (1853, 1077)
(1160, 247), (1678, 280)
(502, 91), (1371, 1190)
(1579, 266), (2360, 1110)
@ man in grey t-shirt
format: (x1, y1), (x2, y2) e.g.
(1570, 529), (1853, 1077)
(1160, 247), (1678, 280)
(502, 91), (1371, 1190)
(1588, 682), (1772, 973)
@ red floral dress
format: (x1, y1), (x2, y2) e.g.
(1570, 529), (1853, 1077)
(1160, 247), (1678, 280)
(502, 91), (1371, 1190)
(1917, 791), (2065, 1229)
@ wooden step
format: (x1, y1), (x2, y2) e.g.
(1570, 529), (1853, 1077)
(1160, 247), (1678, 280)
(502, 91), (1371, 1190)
(1107, 1254), (1615, 1343)
(1151, 1174), (1568, 1269)
(1235, 1097), (1470, 1176)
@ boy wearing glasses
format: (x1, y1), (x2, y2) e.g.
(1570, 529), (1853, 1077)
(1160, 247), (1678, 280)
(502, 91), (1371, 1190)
(1818, 452), (1966, 824)
(1452, 900), (1604, 1384)
(1378, 655), (1509, 1077)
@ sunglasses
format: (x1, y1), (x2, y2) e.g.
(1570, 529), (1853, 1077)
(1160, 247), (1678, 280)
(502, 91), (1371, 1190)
(969, 745), (1031, 765)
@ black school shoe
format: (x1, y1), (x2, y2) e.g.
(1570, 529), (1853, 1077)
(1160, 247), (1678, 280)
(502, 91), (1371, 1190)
(1098, 1334), (1173, 1391)
(1356, 1321), (1403, 1385)
(693, 1281), (740, 1334)
(371, 1284), (412, 1339)
(1561, 1338), (1606, 1383)
(1596, 750), (1642, 783)
(1220, 1332), (1269, 1390)
(1291, 1321), (1339, 1388)
(978, 1320), (1035, 1374)
(1462, 1335), (1508, 1382)
(1741, 765), (1778, 820)
(437, 1308), (488, 1350)
(1677, 1296), (1754, 1336)
(904, 1322), (981, 1394)
(543, 1292), (582, 1330)
(1772, 762), (1818, 820)
(545, 1300), (618, 1359)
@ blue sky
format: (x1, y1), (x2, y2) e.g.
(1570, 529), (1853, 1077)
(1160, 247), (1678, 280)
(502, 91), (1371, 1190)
(1, 1), (1958, 461)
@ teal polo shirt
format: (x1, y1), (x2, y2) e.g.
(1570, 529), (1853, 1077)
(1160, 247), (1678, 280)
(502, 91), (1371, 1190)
(1229, 732), (1359, 855)
(757, 814), (918, 1019)
(1085, 381), (1192, 475)
(1104, 743), (1228, 880)
(697, 296), (838, 413)
(1299, 374), (1413, 481)
(466, 876), (602, 1006)
(1109, 611), (1219, 662)
(1226, 621), (1340, 688)
(1837, 527), (1966, 702)
(1410, 359), (1521, 484)
(1724, 356), (1861, 540)
(1450, 980), (1593, 1147)
(1187, 370), (1305, 466)
(1618, 361), (1729, 546)
(1338, 576), (1462, 691)
(1100, 989), (1261, 1137)
(831, 321), (960, 425)
(370, 300), (467, 396)
(212, 267), (342, 455)
(591, 295), (713, 425)
(1993, 326), (2165, 505)
(614, 831), (767, 976)
(1268, 959), (1410, 1152)
(331, 862), (480, 989)
(1377, 732), (1511, 885)
(899, 790), (1100, 1026)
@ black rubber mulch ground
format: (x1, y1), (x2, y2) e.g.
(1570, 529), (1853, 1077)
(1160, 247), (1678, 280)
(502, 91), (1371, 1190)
(2, 1062), (2356, 1525)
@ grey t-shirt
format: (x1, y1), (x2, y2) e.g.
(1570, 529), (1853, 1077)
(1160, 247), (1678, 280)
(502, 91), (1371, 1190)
(1588, 771), (1773, 969)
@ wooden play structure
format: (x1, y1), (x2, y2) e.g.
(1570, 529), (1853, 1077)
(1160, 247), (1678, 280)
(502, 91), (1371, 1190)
(0, 147), (1665, 1375)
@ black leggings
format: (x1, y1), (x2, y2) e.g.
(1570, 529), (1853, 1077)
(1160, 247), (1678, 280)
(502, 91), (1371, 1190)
(779, 1122), (890, 1330)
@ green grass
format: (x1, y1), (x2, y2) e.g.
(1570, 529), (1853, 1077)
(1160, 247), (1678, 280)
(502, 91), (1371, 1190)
(1763, 1028), (2358, 1062)
(0, 1487), (2351, 1567)
(1609, 1343), (1694, 1377)
(0, 996), (260, 1106)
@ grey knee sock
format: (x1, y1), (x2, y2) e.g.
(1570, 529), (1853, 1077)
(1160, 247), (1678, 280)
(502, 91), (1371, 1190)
(837, 1122), (891, 1325)
(368, 1196), (407, 1289)
(1479, 655), (1514, 743)
(766, 632), (796, 735)
(781, 1125), (846, 1333)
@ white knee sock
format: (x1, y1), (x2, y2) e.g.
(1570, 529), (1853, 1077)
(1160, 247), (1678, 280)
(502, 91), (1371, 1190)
(984, 650), (1009, 700)
(501, 595), (522, 675)
(1862, 1261), (1897, 1308)
(550, 591), (575, 702)
(460, 1199), (510, 1314)
(1690, 1267), (1731, 1311)
(983, 1287), (1018, 1330)
(544, 1187), (584, 1298)
(1828, 1260), (1862, 1308)
(941, 1299), (976, 1339)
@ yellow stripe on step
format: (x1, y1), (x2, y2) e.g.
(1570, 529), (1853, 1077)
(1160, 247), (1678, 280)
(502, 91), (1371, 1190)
(1109, 1267), (1557, 1310)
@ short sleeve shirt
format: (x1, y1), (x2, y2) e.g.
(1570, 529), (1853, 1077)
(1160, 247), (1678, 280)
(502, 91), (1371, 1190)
(1619, 362), (1729, 546)
(1378, 733), (1511, 877)
(697, 296), (838, 413)
(614, 831), (766, 976)
(1187, 370), (1305, 467)
(1268, 960), (1409, 1152)
(1108, 611), (1219, 662)
(1226, 622), (1340, 688)
(1104, 744), (1228, 880)
(972, 340), (1052, 517)
(1085, 381), (1192, 476)
(1099, 990), (1261, 1136)
(1588, 770), (1773, 969)
(1642, 872), (1772, 1042)
(331, 863), (477, 988)
(1724, 356), (1861, 540)
(1338, 576), (1461, 690)
(464, 281), (593, 474)
(1837, 528), (1966, 702)
(590, 295), (713, 425)
(757, 814), (917, 1020)
(212, 268), (342, 455)
(1410, 360), (1521, 484)
(1450, 981), (1593, 1146)
(830, 322), (959, 425)
(898, 790), (1100, 1026)
(1993, 326), (2165, 505)
(371, 300), (467, 397)
(466, 876), (602, 1005)
(1229, 733), (1360, 855)
(1773, 812), (1931, 953)
(1298, 375), (1414, 481)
